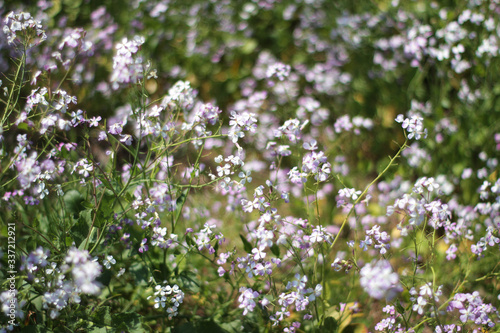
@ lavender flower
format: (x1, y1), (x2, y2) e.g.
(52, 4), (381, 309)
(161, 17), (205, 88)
(150, 284), (185, 320)
(110, 36), (145, 89)
(359, 260), (402, 300)
(238, 287), (260, 316)
(65, 249), (102, 295)
(447, 292), (497, 328)
(266, 62), (291, 82)
(395, 114), (427, 140)
(3, 11), (47, 47)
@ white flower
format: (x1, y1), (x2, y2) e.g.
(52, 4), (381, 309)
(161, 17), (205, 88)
(412, 296), (427, 315)
(103, 255), (116, 269)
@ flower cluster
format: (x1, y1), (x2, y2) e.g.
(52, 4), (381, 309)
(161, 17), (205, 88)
(334, 115), (373, 135)
(266, 62), (291, 83)
(21, 246), (49, 278)
(193, 103), (222, 126)
(110, 36), (145, 89)
(337, 187), (362, 206)
(227, 110), (258, 145)
(3, 11), (46, 47)
(238, 287), (260, 316)
(446, 292), (498, 328)
(409, 282), (443, 315)
(471, 226), (500, 258)
(19, 248), (103, 319)
(359, 260), (402, 300)
(151, 284), (185, 320)
(0, 289), (26, 323)
(192, 223), (224, 254)
(375, 305), (404, 332)
(301, 151), (332, 182)
(387, 177), (452, 236)
(395, 114), (428, 140)
(360, 225), (391, 254)
(162, 80), (196, 110)
(270, 274), (322, 325)
(63, 248), (102, 296)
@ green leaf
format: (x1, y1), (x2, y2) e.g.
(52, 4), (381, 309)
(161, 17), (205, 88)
(98, 190), (115, 218)
(219, 320), (243, 333)
(89, 306), (112, 326)
(174, 189), (189, 223)
(112, 312), (144, 332)
(30, 293), (44, 312)
(20, 327), (53, 333)
(173, 320), (229, 333)
(441, 98), (451, 109)
(17, 122), (29, 131)
(321, 316), (339, 333)
(88, 328), (108, 333)
(129, 262), (148, 286)
(64, 190), (85, 218)
(89, 190), (115, 229)
(213, 239), (219, 253)
(219, 319), (259, 333)
(65, 236), (73, 247)
(69, 209), (92, 247)
(177, 270), (200, 293)
(270, 244), (280, 257)
(395, 300), (405, 315)
(97, 269), (112, 288)
(239, 234), (253, 254)
(185, 235), (194, 247)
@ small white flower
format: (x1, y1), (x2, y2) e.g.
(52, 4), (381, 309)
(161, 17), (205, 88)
(103, 255), (116, 269)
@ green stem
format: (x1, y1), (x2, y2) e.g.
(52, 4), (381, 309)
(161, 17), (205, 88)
(2, 52), (26, 127)
(330, 140), (407, 251)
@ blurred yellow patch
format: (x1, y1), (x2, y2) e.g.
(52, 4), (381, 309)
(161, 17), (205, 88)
(391, 227), (401, 239)
(324, 302), (365, 332)
(377, 105), (397, 127)
(145, 79), (157, 94)
(368, 202), (384, 216)
(333, 213), (347, 225)
(214, 71), (227, 82)
(374, 0), (391, 11)
(488, 170), (497, 183)
(353, 324), (369, 333)
(436, 240), (448, 254)
(353, 93), (364, 105)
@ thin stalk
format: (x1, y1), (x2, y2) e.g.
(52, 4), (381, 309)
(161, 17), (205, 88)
(330, 140), (407, 251)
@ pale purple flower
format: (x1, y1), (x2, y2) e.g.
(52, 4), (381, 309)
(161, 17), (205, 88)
(412, 296), (427, 315)
(359, 260), (402, 300)
(119, 134), (133, 146)
(73, 260), (102, 294)
(3, 11), (47, 47)
(395, 114), (427, 140)
(161, 80), (195, 109)
(238, 287), (260, 315)
(88, 116), (101, 127)
(64, 248), (102, 295)
(72, 158), (93, 178)
(303, 139), (318, 151)
(266, 62), (291, 82)
(110, 36), (145, 89)
(151, 284), (184, 319)
(139, 238), (149, 253)
(108, 122), (123, 135)
(58, 28), (87, 50)
(252, 245), (266, 260)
